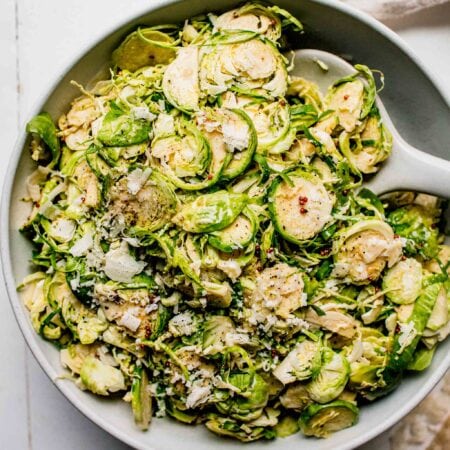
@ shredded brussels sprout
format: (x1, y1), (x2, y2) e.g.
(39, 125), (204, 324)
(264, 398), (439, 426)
(20, 2), (449, 443)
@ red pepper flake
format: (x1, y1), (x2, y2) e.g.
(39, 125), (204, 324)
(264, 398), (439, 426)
(298, 195), (308, 206)
(279, 99), (286, 107)
(343, 94), (349, 100)
(401, 255), (407, 261)
(431, 223), (437, 229)
(300, 207), (308, 214)
(271, 349), (278, 358)
(395, 324), (401, 333)
(267, 247), (274, 254)
(394, 234), (400, 239)
(207, 174), (213, 180)
(319, 247), (331, 256)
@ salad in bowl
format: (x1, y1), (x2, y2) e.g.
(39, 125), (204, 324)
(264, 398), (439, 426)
(18, 2), (449, 443)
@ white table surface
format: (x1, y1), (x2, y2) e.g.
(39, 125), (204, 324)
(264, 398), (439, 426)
(0, 1), (448, 449)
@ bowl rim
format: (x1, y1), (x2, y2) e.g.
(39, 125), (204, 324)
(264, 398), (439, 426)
(1, 1), (449, 449)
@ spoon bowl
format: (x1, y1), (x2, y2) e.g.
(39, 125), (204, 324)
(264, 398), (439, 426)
(291, 49), (450, 198)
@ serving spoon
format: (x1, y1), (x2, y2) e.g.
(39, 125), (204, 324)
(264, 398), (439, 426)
(291, 49), (450, 198)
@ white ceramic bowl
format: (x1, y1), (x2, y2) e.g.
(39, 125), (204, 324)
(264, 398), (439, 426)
(2, 1), (449, 449)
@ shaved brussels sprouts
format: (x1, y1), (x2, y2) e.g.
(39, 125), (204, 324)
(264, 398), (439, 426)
(216, 372), (269, 421)
(339, 109), (392, 174)
(273, 340), (321, 384)
(131, 365), (152, 430)
(299, 400), (359, 438)
(172, 191), (247, 233)
(274, 414), (299, 437)
(306, 349), (350, 404)
(208, 208), (257, 252)
(220, 109), (257, 180)
(333, 220), (402, 284)
(407, 345), (436, 371)
(252, 263), (306, 319)
(388, 280), (442, 372)
(387, 204), (440, 258)
(98, 102), (151, 146)
(199, 38), (288, 99)
(322, 64), (377, 134)
(347, 328), (391, 398)
(80, 356), (126, 396)
(26, 113), (60, 166)
(109, 169), (177, 233)
(213, 3), (283, 41)
(205, 414), (275, 442)
(268, 168), (334, 243)
(426, 285), (448, 331)
(163, 46), (200, 112)
(383, 258), (423, 304)
(306, 308), (359, 339)
(113, 28), (176, 71)
(279, 383), (311, 411)
(202, 316), (235, 354)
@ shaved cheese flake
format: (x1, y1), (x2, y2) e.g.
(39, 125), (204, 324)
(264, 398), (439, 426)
(126, 167), (152, 195)
(70, 230), (94, 257)
(118, 309), (142, 332)
(104, 241), (145, 283)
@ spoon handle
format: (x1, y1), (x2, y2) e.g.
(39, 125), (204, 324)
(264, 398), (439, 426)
(364, 135), (450, 198)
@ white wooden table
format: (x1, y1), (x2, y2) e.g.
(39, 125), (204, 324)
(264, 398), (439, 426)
(0, 1), (448, 449)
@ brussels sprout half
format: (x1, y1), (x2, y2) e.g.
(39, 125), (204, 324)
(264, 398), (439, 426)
(323, 64), (378, 134)
(113, 28), (177, 72)
(306, 349), (350, 404)
(172, 191), (247, 233)
(216, 372), (269, 422)
(220, 109), (257, 180)
(279, 383), (312, 411)
(109, 169), (178, 233)
(202, 316), (235, 354)
(205, 414), (274, 442)
(333, 220), (402, 284)
(268, 168), (334, 244)
(299, 400), (359, 438)
(199, 38), (288, 99)
(26, 113), (60, 166)
(241, 99), (296, 155)
(208, 207), (257, 252)
(80, 356), (126, 396)
(273, 340), (322, 385)
(339, 109), (392, 175)
(213, 3), (282, 42)
(274, 414), (300, 438)
(98, 103), (151, 147)
(383, 258), (423, 305)
(162, 46), (200, 112)
(152, 117), (230, 190)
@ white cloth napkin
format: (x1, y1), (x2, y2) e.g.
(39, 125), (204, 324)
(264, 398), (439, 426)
(341, 0), (448, 20)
